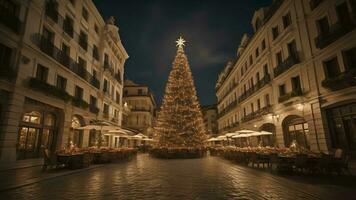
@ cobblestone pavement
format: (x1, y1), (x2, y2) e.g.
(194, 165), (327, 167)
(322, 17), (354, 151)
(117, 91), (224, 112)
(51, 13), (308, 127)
(0, 154), (355, 200)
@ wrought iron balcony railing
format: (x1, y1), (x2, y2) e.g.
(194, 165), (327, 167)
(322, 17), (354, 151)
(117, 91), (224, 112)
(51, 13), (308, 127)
(238, 74), (271, 103)
(273, 54), (300, 78)
(32, 34), (100, 89)
(315, 19), (355, 49)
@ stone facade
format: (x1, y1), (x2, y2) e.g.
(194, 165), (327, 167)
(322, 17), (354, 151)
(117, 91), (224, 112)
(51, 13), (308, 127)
(0, 0), (128, 161)
(216, 0), (356, 154)
(123, 80), (156, 137)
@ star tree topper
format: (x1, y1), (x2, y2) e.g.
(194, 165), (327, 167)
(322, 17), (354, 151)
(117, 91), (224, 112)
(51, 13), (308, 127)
(176, 36), (186, 48)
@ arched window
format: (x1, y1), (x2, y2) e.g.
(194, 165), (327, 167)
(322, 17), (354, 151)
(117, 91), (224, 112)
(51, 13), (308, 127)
(22, 111), (41, 124)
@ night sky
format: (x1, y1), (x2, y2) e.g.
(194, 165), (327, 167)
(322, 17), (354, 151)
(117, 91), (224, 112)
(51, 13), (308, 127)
(93, 0), (271, 106)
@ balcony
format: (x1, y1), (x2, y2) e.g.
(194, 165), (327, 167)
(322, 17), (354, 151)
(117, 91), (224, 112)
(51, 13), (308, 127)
(89, 105), (100, 114)
(79, 38), (88, 51)
(104, 62), (115, 75)
(309, 0), (323, 10)
(222, 122), (239, 132)
(90, 77), (100, 89)
(273, 54), (300, 78)
(28, 78), (71, 102)
(63, 23), (74, 38)
(103, 113), (109, 120)
(263, 0), (283, 24)
(238, 74), (271, 103)
(218, 100), (237, 118)
(315, 20), (355, 49)
(0, 3), (22, 33)
(217, 81), (238, 104)
(278, 89), (303, 103)
(72, 98), (89, 109)
(45, 4), (58, 23)
(32, 34), (99, 88)
(241, 106), (272, 123)
(321, 68), (356, 91)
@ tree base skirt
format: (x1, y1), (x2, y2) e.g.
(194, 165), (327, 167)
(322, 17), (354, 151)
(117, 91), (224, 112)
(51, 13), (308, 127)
(149, 147), (207, 159)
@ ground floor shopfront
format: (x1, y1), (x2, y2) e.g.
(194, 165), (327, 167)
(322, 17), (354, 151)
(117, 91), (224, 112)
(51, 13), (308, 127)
(0, 89), (130, 161)
(218, 94), (356, 156)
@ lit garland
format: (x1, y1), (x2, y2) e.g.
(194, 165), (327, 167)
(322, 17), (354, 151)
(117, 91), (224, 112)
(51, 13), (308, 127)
(153, 37), (207, 148)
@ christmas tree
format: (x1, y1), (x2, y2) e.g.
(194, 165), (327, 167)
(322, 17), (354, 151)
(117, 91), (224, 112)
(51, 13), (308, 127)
(153, 37), (207, 149)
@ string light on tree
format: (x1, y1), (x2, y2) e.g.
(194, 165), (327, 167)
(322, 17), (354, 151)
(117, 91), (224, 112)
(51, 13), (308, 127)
(153, 36), (207, 149)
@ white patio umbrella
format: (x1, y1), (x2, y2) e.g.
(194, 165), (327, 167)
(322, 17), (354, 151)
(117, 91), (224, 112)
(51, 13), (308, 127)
(232, 134), (252, 138)
(236, 130), (255, 134)
(216, 135), (228, 141)
(259, 131), (273, 136)
(77, 120), (118, 148)
(207, 137), (218, 142)
(225, 132), (239, 137)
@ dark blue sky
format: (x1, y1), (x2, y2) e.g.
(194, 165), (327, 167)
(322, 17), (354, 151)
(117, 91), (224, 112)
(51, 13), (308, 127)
(93, 0), (272, 106)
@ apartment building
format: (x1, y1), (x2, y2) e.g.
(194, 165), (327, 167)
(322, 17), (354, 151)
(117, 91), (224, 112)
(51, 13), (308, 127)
(123, 80), (156, 137)
(0, 0), (128, 161)
(201, 104), (218, 136)
(216, 0), (356, 154)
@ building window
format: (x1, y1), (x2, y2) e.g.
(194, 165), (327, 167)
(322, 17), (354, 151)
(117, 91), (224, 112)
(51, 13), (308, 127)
(79, 31), (88, 51)
(74, 86), (83, 100)
(272, 26), (279, 40)
(276, 51), (283, 66)
(255, 48), (259, 58)
(90, 95), (97, 107)
(243, 108), (246, 117)
(62, 43), (70, 55)
(287, 40), (298, 58)
(82, 6), (88, 21)
(262, 39), (266, 50)
(249, 55), (253, 65)
(265, 94), (270, 106)
(45, 0), (58, 23)
(36, 64), (48, 82)
(291, 76), (302, 92)
(63, 15), (74, 37)
(138, 89), (143, 95)
(283, 12), (292, 28)
(336, 2), (352, 25)
(317, 17), (329, 35)
(279, 84), (286, 96)
(0, 43), (12, 69)
(263, 64), (269, 75)
(22, 111), (41, 124)
(257, 99), (261, 110)
(42, 27), (54, 42)
(103, 104), (109, 115)
(343, 47), (356, 71)
(92, 45), (99, 60)
(56, 75), (67, 91)
(323, 57), (340, 78)
(250, 103), (254, 113)
(69, 0), (75, 6)
(256, 72), (260, 81)
(103, 79), (108, 93)
(116, 91), (120, 104)
(94, 24), (99, 34)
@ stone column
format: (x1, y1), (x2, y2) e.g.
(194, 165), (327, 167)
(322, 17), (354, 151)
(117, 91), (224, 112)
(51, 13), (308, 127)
(0, 91), (25, 161)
